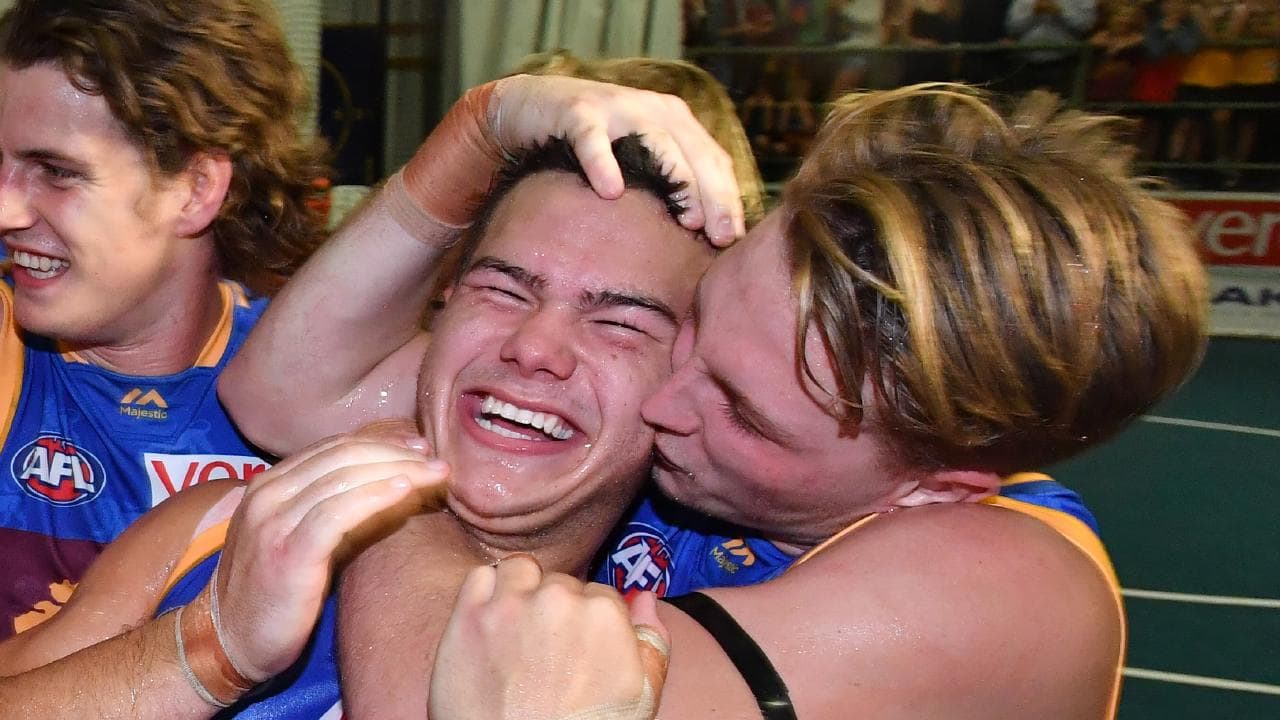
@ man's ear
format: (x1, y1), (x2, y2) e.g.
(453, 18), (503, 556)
(891, 470), (1001, 509)
(174, 151), (233, 238)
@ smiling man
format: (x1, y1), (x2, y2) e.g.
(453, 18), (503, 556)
(0, 135), (712, 718)
(0, 0), (326, 640)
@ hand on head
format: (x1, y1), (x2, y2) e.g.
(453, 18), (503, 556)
(492, 74), (745, 245)
(430, 554), (671, 720)
(402, 74), (745, 247)
(204, 431), (446, 681)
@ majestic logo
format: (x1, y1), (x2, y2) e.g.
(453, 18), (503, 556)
(604, 524), (673, 597)
(710, 537), (756, 574)
(119, 388), (169, 421)
(143, 453), (270, 506)
(11, 435), (107, 506)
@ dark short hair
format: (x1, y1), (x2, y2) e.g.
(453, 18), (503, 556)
(451, 134), (689, 283)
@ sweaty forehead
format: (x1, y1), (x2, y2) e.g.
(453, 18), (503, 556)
(0, 63), (130, 155)
(475, 171), (711, 308)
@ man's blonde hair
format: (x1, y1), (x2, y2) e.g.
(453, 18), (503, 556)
(786, 84), (1207, 471)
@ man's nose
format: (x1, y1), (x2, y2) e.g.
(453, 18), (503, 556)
(641, 359), (700, 436)
(498, 309), (578, 380)
(0, 166), (35, 232)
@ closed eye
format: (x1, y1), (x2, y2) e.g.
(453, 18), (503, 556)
(719, 400), (761, 436)
(482, 285), (526, 302)
(596, 318), (644, 333)
(39, 162), (81, 182)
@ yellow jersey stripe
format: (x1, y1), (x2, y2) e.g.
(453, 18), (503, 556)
(0, 284), (25, 441)
(160, 520), (230, 598)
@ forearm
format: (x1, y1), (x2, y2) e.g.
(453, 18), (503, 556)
(222, 79), (509, 456)
(220, 173), (451, 454)
(0, 612), (218, 720)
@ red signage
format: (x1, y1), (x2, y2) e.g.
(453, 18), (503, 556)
(1164, 194), (1280, 268)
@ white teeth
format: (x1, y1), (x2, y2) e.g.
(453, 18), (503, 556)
(478, 394), (575, 440)
(476, 417), (535, 441)
(11, 250), (67, 277)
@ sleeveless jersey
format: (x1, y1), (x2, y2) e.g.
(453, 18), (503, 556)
(154, 474), (1111, 718)
(0, 280), (271, 640)
(791, 473), (1125, 720)
(593, 473), (1103, 597)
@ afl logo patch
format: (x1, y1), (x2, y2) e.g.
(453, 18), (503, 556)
(604, 524), (673, 597)
(11, 435), (107, 506)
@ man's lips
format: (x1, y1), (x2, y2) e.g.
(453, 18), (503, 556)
(651, 444), (689, 477)
(8, 247), (70, 283)
(456, 391), (585, 456)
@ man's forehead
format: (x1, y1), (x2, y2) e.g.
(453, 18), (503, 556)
(476, 171), (709, 297)
(0, 63), (128, 153)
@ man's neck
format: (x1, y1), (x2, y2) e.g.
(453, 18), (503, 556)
(66, 274), (226, 376)
(444, 506), (622, 579)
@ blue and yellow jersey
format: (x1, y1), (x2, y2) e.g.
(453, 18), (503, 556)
(0, 280), (272, 640)
(594, 474), (1121, 720)
(594, 474), (1109, 597)
(593, 491), (796, 598)
(792, 472), (1124, 720)
(153, 475), (1116, 718)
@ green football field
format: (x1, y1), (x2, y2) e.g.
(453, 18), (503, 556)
(1049, 337), (1280, 718)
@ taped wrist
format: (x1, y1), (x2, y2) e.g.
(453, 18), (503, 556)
(401, 80), (505, 228)
(557, 677), (657, 720)
(173, 587), (256, 707)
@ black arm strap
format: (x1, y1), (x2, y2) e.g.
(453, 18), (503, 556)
(665, 591), (798, 720)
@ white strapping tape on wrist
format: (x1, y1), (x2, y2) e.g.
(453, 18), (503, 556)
(557, 678), (656, 720)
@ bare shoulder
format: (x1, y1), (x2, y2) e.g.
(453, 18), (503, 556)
(665, 504), (1121, 720)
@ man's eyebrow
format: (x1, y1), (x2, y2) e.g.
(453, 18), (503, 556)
(582, 289), (678, 325)
(18, 148), (85, 166)
(467, 256), (545, 290)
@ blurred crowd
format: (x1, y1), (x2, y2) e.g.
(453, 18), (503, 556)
(684, 0), (1280, 186)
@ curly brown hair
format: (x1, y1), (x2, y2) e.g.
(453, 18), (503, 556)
(1, 0), (328, 295)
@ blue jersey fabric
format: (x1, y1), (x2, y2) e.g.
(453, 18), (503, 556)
(592, 492), (795, 597)
(592, 477), (1101, 596)
(157, 553), (343, 719)
(151, 476), (1102, 716)
(0, 280), (271, 639)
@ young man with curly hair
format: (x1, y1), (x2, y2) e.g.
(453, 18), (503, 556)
(0, 0), (327, 638)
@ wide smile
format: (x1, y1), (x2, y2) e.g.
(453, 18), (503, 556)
(456, 391), (586, 456)
(10, 249), (69, 281)
(476, 393), (575, 441)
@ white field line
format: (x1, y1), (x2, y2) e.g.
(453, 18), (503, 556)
(1140, 415), (1280, 439)
(1123, 668), (1280, 696)
(1122, 588), (1280, 610)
